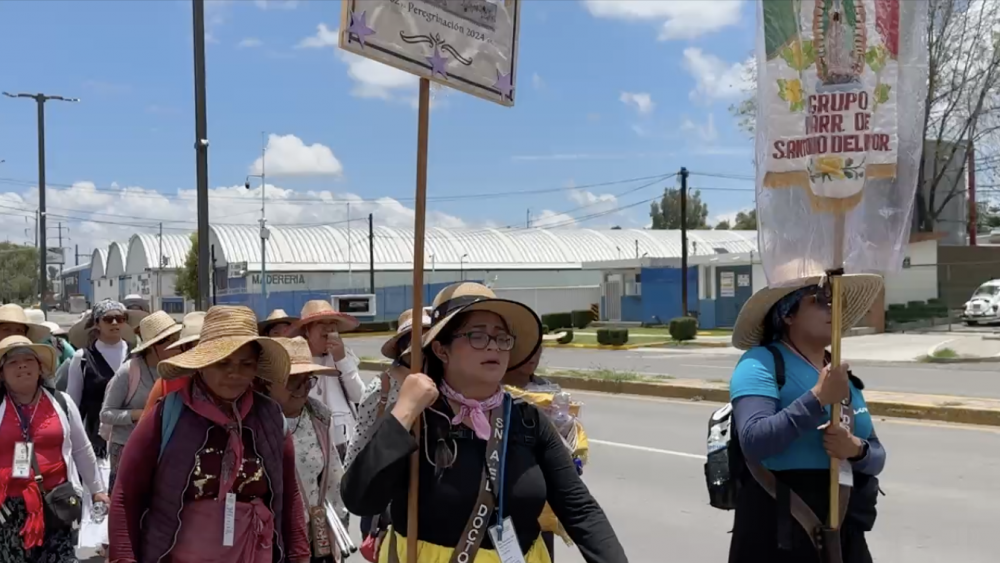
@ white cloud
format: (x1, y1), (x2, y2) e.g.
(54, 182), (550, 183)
(710, 210), (741, 227)
(681, 113), (718, 142)
(620, 91), (655, 115)
(238, 37), (263, 48)
(297, 23), (339, 49)
(254, 0), (298, 9)
(532, 183), (622, 228)
(298, 24), (420, 103)
(532, 73), (545, 89)
(0, 181), (467, 256)
(582, 0), (742, 40)
(250, 134), (344, 177)
(682, 48), (753, 102)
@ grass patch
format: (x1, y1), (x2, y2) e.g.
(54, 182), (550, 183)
(542, 368), (656, 383)
(569, 334), (667, 346)
(706, 378), (727, 384)
(931, 347), (959, 359)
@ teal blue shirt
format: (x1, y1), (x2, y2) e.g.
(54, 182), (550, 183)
(729, 342), (873, 471)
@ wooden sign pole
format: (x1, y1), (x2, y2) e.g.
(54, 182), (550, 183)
(828, 213), (846, 531)
(406, 77), (432, 563)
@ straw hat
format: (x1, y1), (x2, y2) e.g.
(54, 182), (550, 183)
(0, 335), (57, 377)
(731, 261), (883, 350)
(381, 308), (432, 360)
(167, 311), (207, 350)
(157, 305), (290, 384)
(131, 311), (184, 355)
(123, 294), (150, 312)
(23, 308), (45, 326)
(67, 309), (142, 350)
(41, 321), (67, 337)
(259, 309), (298, 335)
(0, 304), (51, 343)
(404, 282), (542, 371)
(273, 337), (339, 377)
(293, 300), (360, 335)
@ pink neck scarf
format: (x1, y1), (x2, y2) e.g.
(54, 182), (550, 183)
(439, 381), (504, 440)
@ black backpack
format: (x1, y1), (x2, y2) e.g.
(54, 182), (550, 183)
(704, 344), (785, 510)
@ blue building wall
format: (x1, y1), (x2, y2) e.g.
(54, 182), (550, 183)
(217, 281), (468, 323)
(617, 267), (699, 324)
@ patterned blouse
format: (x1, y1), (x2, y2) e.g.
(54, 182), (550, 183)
(185, 426), (268, 502)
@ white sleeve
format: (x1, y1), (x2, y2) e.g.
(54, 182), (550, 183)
(62, 391), (106, 495)
(66, 350), (86, 407)
(334, 351), (365, 404)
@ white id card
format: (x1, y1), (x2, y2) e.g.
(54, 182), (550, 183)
(12, 442), (32, 479)
(838, 458), (854, 487)
(488, 517), (527, 563)
(223, 492), (236, 546)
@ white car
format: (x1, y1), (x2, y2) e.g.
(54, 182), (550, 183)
(962, 280), (1000, 325)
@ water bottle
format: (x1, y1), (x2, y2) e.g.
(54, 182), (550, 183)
(92, 501), (108, 524)
(707, 424), (727, 455)
(549, 392), (575, 438)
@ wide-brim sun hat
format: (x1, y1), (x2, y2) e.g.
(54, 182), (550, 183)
(381, 307), (432, 360)
(0, 304), (51, 344)
(731, 260), (883, 351)
(67, 310), (142, 350)
(292, 300), (360, 336)
(131, 311), (184, 355)
(272, 336), (339, 377)
(259, 309), (299, 335)
(0, 335), (57, 378)
(167, 311), (207, 351)
(41, 322), (67, 337)
(157, 305), (290, 385)
(403, 282), (542, 371)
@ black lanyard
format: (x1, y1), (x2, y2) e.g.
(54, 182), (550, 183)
(11, 393), (39, 443)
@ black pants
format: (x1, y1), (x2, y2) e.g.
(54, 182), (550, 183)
(543, 531), (555, 561)
(728, 470), (873, 563)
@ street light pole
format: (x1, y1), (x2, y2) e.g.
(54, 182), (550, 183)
(3, 91), (79, 312)
(245, 132), (268, 315)
(193, 0), (211, 311)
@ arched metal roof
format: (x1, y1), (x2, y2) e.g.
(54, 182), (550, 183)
(207, 225), (758, 271)
(125, 233), (192, 273)
(105, 242), (127, 278)
(61, 262), (92, 276)
(90, 248), (108, 279)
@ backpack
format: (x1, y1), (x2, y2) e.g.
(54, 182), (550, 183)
(704, 344), (785, 510)
(158, 391), (184, 462)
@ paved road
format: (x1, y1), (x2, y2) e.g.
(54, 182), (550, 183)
(345, 336), (1000, 399)
(548, 391), (999, 563)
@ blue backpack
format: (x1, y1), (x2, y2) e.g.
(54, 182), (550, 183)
(158, 392), (184, 462)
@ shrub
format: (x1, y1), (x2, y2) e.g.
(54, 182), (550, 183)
(541, 324), (550, 334)
(596, 328), (628, 346)
(357, 321), (393, 332)
(669, 317), (698, 341)
(571, 309), (594, 329)
(556, 330), (574, 344)
(541, 312), (573, 331)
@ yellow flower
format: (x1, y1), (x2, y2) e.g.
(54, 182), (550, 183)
(816, 156), (846, 179)
(784, 79), (804, 105)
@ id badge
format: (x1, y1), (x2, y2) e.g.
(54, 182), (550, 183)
(12, 442), (32, 479)
(488, 517), (526, 563)
(838, 458), (854, 487)
(223, 493), (236, 546)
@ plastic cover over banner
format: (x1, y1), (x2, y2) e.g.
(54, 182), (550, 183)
(754, 0), (929, 286)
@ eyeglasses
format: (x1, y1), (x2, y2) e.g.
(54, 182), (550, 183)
(806, 285), (834, 308)
(453, 331), (515, 351)
(101, 315), (126, 325)
(288, 375), (318, 394)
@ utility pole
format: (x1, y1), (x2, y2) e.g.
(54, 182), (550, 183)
(368, 213), (375, 294)
(75, 244), (79, 266)
(635, 239), (639, 259)
(347, 202), (353, 290)
(3, 91), (79, 312)
(680, 167), (689, 316)
(211, 245), (218, 306)
(244, 132), (268, 315)
(158, 223), (164, 311)
(192, 0), (211, 310)
(526, 209), (531, 229)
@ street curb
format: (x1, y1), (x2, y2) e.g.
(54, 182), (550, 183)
(924, 340), (1000, 363)
(543, 340), (730, 350)
(356, 359), (1000, 428)
(343, 331), (396, 339)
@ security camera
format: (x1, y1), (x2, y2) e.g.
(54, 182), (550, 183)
(245, 181), (251, 190)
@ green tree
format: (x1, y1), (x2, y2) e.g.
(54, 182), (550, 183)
(977, 201), (1000, 231)
(175, 233), (199, 302)
(649, 188), (709, 229)
(715, 220), (732, 230)
(732, 209), (758, 230)
(0, 244), (39, 304)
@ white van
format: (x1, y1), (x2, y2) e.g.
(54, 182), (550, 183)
(962, 280), (1000, 325)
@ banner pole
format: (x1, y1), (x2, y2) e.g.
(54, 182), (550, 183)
(406, 77), (431, 563)
(828, 213), (846, 530)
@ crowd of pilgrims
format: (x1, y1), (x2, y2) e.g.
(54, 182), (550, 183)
(0, 282), (627, 563)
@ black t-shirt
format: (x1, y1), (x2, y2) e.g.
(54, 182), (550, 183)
(341, 399), (626, 563)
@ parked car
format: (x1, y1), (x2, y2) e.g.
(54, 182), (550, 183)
(962, 279), (1000, 325)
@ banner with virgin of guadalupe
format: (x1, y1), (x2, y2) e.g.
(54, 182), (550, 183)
(754, 0), (929, 285)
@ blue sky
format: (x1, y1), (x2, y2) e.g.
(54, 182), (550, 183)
(0, 0), (758, 254)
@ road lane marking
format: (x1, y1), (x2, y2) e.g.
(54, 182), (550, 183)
(589, 439), (706, 460)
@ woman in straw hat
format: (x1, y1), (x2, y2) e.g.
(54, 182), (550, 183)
(726, 270), (887, 563)
(99, 311), (183, 491)
(257, 337), (350, 562)
(260, 310), (299, 338)
(0, 304), (51, 343)
(65, 299), (141, 460)
(0, 335), (107, 560)
(293, 300), (362, 461)
(342, 282), (626, 563)
(108, 306), (311, 563)
(140, 311), (206, 421)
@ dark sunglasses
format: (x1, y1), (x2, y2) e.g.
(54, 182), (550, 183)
(805, 284), (833, 308)
(101, 315), (126, 325)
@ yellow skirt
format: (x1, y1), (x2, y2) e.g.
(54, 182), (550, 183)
(379, 530), (552, 563)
